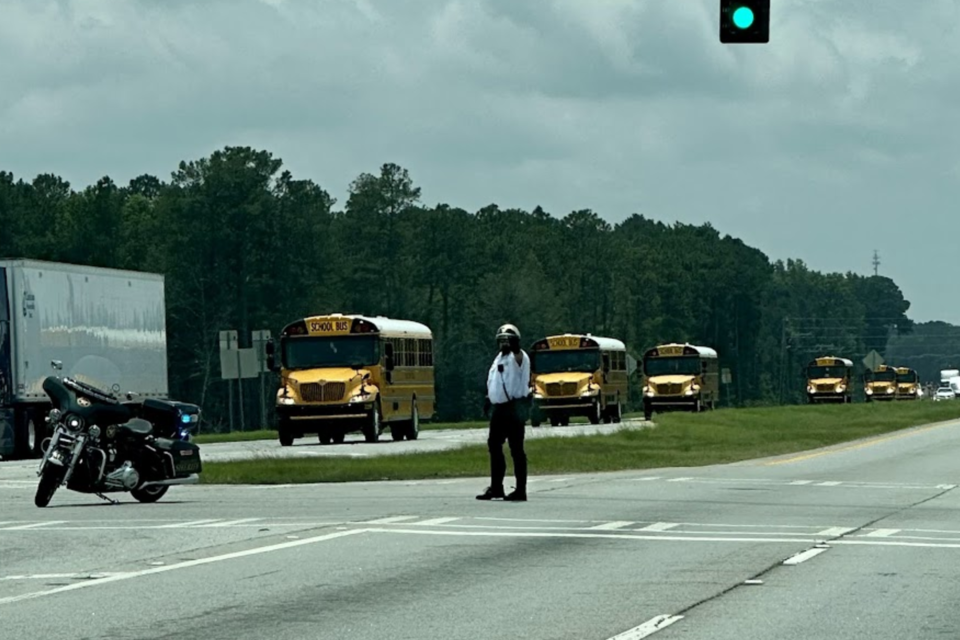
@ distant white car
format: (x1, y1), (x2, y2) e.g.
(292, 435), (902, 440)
(934, 386), (956, 401)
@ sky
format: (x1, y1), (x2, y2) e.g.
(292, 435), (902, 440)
(1, 0), (958, 323)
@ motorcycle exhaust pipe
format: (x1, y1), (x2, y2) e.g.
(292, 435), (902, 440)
(138, 474), (200, 489)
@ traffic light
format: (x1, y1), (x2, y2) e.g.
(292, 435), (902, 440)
(720, 0), (769, 43)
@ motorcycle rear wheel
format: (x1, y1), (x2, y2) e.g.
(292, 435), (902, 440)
(131, 485), (169, 503)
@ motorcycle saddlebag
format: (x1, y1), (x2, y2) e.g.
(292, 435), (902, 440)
(154, 438), (203, 476)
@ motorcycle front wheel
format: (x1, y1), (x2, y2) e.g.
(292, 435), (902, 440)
(35, 466), (65, 508)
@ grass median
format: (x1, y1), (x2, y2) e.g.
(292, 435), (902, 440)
(193, 414), (645, 444)
(199, 401), (960, 484)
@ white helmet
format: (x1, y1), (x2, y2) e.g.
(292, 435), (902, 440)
(496, 323), (520, 341)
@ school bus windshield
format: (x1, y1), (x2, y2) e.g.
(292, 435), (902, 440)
(866, 369), (897, 382)
(896, 371), (918, 383)
(644, 356), (701, 377)
(808, 365), (847, 379)
(533, 350), (600, 374)
(282, 335), (379, 369)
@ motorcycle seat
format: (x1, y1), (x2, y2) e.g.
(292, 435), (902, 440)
(118, 418), (154, 437)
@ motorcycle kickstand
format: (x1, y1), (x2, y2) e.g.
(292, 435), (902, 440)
(96, 492), (120, 505)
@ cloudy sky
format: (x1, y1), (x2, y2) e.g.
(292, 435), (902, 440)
(1, 0), (958, 323)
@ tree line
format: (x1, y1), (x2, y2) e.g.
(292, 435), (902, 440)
(0, 146), (916, 429)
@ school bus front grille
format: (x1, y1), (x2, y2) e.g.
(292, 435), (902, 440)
(816, 383), (836, 392)
(299, 382), (346, 403)
(545, 382), (579, 397)
(655, 383), (683, 395)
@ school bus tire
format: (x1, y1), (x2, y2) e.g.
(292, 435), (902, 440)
(588, 400), (602, 425)
(609, 397), (622, 423)
(278, 418), (295, 447)
(363, 400), (382, 443)
(406, 403), (420, 440)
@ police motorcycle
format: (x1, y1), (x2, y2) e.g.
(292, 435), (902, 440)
(34, 363), (203, 508)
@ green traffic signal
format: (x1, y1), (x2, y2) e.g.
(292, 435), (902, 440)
(732, 6), (754, 29)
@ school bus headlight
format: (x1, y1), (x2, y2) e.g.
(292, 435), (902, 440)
(580, 387), (598, 397)
(279, 396), (296, 405)
(886, 387), (894, 394)
(348, 394), (370, 403)
(807, 385), (816, 394)
(533, 392), (543, 400)
(865, 388), (873, 395)
(684, 388), (695, 396)
(836, 384), (846, 393)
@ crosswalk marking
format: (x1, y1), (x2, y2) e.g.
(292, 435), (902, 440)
(816, 526), (856, 537)
(411, 517), (460, 526)
(865, 528), (900, 537)
(589, 521), (634, 530)
(637, 522), (679, 532)
(361, 515), (419, 524)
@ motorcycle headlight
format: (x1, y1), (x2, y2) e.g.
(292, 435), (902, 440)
(65, 415), (83, 431)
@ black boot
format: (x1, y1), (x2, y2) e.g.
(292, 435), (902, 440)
(476, 486), (506, 500)
(504, 489), (527, 501)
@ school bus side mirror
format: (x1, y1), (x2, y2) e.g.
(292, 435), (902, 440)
(384, 343), (395, 371)
(602, 355), (610, 373)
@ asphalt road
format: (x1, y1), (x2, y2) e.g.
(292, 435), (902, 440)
(3, 417), (960, 639)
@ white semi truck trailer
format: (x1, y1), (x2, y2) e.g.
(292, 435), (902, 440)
(0, 259), (169, 459)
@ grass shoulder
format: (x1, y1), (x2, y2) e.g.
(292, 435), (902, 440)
(193, 413), (644, 444)
(199, 401), (960, 485)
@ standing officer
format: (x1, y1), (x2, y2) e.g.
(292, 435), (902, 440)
(477, 323), (530, 502)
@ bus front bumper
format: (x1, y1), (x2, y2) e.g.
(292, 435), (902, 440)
(276, 402), (375, 422)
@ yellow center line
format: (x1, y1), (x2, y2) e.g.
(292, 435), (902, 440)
(763, 419), (960, 466)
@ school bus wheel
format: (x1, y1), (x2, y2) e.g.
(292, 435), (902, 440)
(588, 399), (602, 425)
(363, 399), (382, 443)
(278, 417), (295, 447)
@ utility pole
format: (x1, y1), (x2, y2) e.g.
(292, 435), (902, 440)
(872, 250), (880, 276)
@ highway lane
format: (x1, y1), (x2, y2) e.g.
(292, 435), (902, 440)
(1, 417), (960, 639)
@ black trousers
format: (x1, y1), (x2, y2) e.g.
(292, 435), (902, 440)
(488, 401), (527, 492)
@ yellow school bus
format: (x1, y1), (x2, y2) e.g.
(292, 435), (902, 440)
(863, 364), (897, 402)
(895, 366), (921, 400)
(805, 356), (854, 404)
(529, 334), (629, 427)
(641, 343), (719, 420)
(265, 314), (435, 445)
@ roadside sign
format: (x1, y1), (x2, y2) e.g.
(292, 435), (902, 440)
(862, 350), (884, 371)
(721, 368), (732, 385)
(219, 330), (238, 351)
(626, 355), (638, 376)
(220, 348), (260, 380)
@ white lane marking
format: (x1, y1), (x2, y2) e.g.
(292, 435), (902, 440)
(782, 548), (828, 565)
(411, 517), (460, 526)
(637, 522), (678, 532)
(865, 529), (901, 538)
(590, 521), (634, 531)
(194, 518), (262, 527)
(475, 516), (594, 524)
(607, 614), (684, 639)
(789, 480), (813, 485)
(0, 521), (66, 530)
(361, 516), (419, 524)
(632, 476), (662, 481)
(816, 527), (856, 537)
(0, 529), (367, 606)
(667, 477), (692, 482)
(0, 573), (126, 581)
(366, 528), (817, 544)
(817, 481), (842, 486)
(367, 527), (960, 550)
(156, 519), (222, 528)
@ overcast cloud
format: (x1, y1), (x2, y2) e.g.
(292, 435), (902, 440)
(1, 0), (958, 322)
